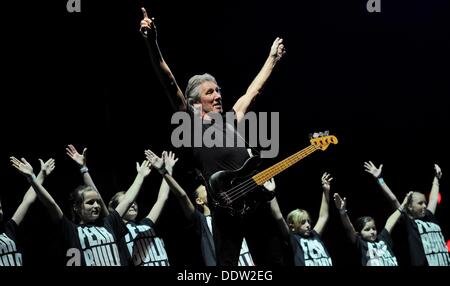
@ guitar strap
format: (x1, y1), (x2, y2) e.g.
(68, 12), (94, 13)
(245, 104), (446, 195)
(223, 120), (261, 158)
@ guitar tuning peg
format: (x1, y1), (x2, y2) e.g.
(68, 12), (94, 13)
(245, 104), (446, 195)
(318, 132), (323, 137)
(324, 130), (329, 136)
(308, 133), (313, 139)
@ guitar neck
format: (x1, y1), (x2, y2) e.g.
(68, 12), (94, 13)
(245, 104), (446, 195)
(252, 145), (318, 185)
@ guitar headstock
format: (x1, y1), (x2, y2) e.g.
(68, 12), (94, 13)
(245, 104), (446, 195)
(309, 131), (338, 151)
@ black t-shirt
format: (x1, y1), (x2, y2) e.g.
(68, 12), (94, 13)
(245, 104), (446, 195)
(62, 210), (127, 266)
(122, 218), (169, 266)
(192, 210), (216, 266)
(0, 220), (22, 266)
(289, 230), (332, 266)
(189, 109), (250, 181)
(403, 209), (450, 266)
(355, 228), (398, 266)
(191, 210), (255, 266)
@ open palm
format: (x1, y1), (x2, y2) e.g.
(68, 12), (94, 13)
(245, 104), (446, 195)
(10, 157), (34, 177)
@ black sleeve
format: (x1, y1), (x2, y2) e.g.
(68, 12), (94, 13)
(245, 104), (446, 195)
(139, 217), (155, 228)
(424, 209), (439, 224)
(4, 219), (20, 241)
(379, 228), (394, 248)
(311, 229), (321, 238)
(190, 210), (203, 235)
(399, 210), (411, 224)
(288, 232), (298, 252)
(354, 235), (364, 248)
(59, 215), (78, 247)
(103, 210), (128, 239)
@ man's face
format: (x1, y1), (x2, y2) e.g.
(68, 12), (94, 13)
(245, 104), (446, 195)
(198, 81), (223, 114)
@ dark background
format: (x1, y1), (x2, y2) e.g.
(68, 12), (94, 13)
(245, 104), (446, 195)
(0, 0), (449, 271)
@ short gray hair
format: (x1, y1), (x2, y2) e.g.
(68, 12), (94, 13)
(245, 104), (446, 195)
(185, 73), (218, 103)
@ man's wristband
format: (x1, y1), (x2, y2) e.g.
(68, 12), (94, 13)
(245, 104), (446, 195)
(377, 177), (385, 185)
(80, 166), (89, 174)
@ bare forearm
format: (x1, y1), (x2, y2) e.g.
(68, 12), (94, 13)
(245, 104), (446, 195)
(377, 178), (400, 209)
(233, 56), (278, 116)
(247, 56), (277, 95)
(116, 174), (145, 216)
(427, 177), (440, 214)
(179, 194), (196, 219)
(318, 191), (330, 221)
(270, 198), (289, 239)
(22, 170), (46, 204)
(385, 209), (402, 233)
(147, 178), (170, 223)
(11, 190), (35, 225)
(158, 172), (196, 218)
(162, 173), (188, 199)
(339, 212), (357, 243)
(144, 37), (186, 111)
(82, 172), (98, 192)
(314, 191), (330, 235)
(12, 170), (49, 224)
(36, 170), (46, 185)
(429, 177), (440, 203)
(157, 179), (170, 202)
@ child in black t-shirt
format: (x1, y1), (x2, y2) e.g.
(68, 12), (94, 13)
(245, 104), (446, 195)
(365, 161), (450, 266)
(107, 151), (178, 266)
(1, 158), (55, 266)
(334, 192), (412, 266)
(270, 172), (333, 266)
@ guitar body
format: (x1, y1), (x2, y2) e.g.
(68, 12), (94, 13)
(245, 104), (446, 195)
(207, 156), (275, 216)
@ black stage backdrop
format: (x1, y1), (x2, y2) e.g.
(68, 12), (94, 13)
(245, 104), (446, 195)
(0, 0), (449, 273)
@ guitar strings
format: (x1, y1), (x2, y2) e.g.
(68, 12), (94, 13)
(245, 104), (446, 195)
(224, 145), (317, 202)
(223, 145), (318, 203)
(227, 146), (317, 203)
